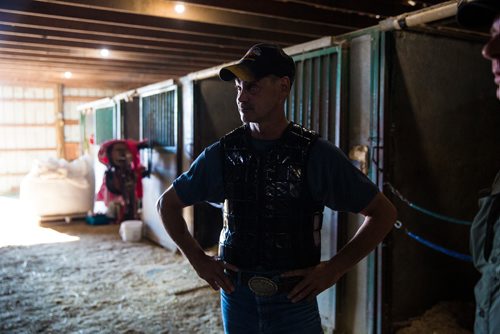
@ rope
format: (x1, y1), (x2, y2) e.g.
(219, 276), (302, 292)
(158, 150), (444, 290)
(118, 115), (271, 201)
(394, 221), (472, 262)
(385, 182), (472, 225)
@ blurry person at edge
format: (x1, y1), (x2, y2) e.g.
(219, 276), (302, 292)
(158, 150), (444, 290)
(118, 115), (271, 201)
(457, 1), (500, 333)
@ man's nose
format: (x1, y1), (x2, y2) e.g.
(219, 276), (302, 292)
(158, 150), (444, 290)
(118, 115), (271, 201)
(237, 89), (248, 102)
(483, 35), (500, 60)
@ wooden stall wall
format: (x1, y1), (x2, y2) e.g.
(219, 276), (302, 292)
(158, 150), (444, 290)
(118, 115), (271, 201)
(192, 77), (241, 249)
(0, 83), (117, 195)
(0, 83), (57, 194)
(385, 30), (500, 329)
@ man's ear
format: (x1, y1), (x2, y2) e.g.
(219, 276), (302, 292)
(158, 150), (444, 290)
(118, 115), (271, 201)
(280, 76), (291, 93)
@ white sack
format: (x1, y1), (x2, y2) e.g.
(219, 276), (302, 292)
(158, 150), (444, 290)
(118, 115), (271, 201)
(20, 155), (95, 217)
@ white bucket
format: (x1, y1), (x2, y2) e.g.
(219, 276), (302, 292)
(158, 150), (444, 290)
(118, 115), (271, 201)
(119, 220), (143, 242)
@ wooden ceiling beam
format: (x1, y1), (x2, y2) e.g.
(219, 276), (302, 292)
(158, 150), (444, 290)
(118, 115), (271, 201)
(175, 0), (380, 25)
(0, 51), (213, 70)
(0, 60), (186, 77)
(0, 36), (234, 63)
(0, 0), (455, 89)
(0, 68), (165, 89)
(0, 56), (200, 74)
(0, 12), (262, 50)
(0, 47), (218, 75)
(0, 24), (245, 57)
(278, 0), (422, 16)
(34, 0), (354, 35)
(1, 1), (312, 44)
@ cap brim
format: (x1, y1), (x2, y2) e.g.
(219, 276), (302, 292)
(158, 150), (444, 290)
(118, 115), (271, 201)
(457, 2), (500, 27)
(219, 63), (257, 82)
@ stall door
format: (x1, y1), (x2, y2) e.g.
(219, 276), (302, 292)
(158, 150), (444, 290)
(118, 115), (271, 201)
(290, 45), (346, 332)
(140, 84), (180, 250)
(386, 30), (500, 331)
(192, 77), (242, 248)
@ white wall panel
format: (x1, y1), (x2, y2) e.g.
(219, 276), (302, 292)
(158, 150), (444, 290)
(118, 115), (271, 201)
(1, 86), (13, 98)
(0, 84), (57, 194)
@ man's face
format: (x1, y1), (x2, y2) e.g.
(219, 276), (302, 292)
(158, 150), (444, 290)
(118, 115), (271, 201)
(483, 14), (500, 100)
(234, 75), (288, 124)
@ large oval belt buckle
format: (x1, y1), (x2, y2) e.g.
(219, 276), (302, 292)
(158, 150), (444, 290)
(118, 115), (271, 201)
(248, 276), (278, 297)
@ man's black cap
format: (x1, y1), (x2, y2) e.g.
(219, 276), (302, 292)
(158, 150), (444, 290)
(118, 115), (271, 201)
(457, 0), (500, 28)
(219, 43), (295, 84)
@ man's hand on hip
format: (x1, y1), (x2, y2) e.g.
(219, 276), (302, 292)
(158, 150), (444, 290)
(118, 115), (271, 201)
(281, 261), (340, 303)
(191, 253), (239, 294)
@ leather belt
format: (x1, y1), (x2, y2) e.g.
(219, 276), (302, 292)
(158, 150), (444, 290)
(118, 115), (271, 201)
(226, 271), (301, 297)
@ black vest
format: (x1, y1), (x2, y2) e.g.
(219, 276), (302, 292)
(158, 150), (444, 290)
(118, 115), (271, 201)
(219, 122), (324, 271)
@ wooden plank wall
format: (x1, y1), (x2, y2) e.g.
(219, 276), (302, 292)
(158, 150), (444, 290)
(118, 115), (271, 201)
(0, 83), (119, 194)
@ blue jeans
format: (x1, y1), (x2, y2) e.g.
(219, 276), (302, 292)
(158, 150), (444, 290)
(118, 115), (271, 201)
(220, 272), (323, 334)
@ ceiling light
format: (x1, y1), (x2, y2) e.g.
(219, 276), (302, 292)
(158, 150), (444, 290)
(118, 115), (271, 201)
(100, 48), (110, 57)
(407, 0), (417, 6)
(174, 3), (185, 14)
(64, 71), (72, 79)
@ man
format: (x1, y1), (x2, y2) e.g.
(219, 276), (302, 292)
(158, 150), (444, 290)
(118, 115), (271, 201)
(457, 1), (500, 333)
(157, 43), (396, 333)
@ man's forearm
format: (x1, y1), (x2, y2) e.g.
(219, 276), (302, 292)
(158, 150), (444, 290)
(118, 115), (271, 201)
(165, 211), (205, 262)
(328, 214), (394, 276)
(156, 188), (237, 293)
(328, 192), (396, 276)
(156, 189), (206, 264)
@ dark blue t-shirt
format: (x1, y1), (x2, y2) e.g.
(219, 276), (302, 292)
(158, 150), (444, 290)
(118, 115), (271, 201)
(173, 137), (378, 213)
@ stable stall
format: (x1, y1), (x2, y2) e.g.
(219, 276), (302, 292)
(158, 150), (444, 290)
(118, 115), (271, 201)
(135, 80), (181, 250)
(383, 28), (499, 331)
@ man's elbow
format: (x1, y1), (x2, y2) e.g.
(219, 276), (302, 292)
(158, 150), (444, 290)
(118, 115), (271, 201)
(156, 186), (186, 219)
(385, 198), (397, 223)
(376, 193), (397, 220)
(156, 194), (164, 217)
(363, 192), (397, 226)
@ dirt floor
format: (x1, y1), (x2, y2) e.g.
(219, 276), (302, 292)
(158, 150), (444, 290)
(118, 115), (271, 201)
(0, 196), (475, 334)
(0, 197), (223, 334)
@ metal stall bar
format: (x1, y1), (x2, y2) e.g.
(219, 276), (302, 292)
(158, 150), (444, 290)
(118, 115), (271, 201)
(139, 84), (178, 149)
(366, 28), (384, 334)
(289, 46), (343, 144)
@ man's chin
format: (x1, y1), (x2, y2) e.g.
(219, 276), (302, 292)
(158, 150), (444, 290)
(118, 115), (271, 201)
(240, 113), (254, 123)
